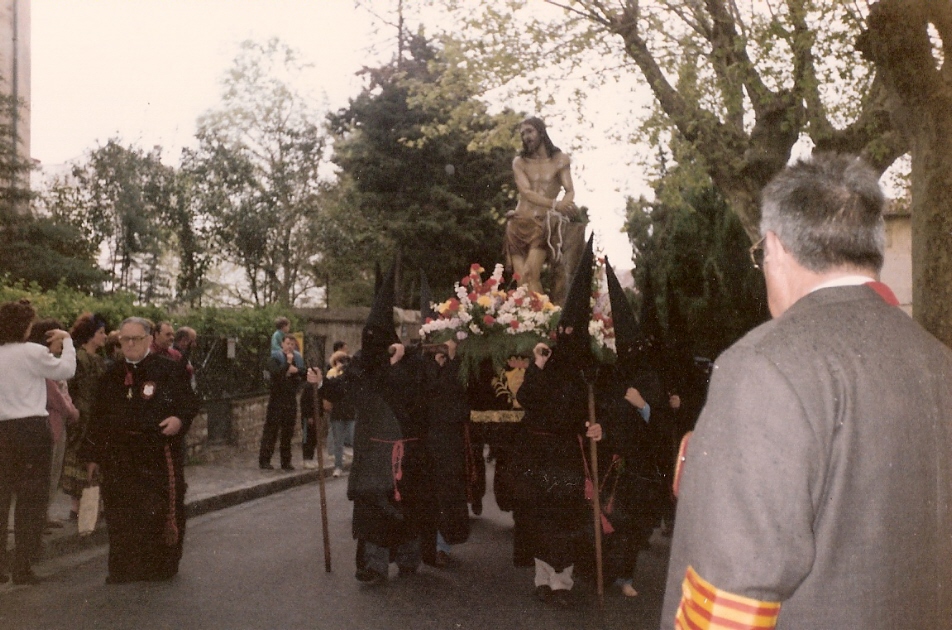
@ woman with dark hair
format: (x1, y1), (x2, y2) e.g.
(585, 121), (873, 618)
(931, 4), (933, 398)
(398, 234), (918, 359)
(61, 312), (108, 520)
(28, 319), (79, 530)
(0, 300), (75, 584)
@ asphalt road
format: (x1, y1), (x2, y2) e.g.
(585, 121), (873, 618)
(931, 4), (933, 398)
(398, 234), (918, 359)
(1, 468), (670, 629)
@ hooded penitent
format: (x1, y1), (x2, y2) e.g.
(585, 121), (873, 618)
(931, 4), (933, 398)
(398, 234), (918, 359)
(550, 234), (595, 372)
(360, 262), (399, 369)
(605, 259), (648, 375)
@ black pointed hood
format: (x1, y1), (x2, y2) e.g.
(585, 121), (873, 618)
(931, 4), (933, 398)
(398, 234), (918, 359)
(605, 259), (640, 350)
(606, 259), (647, 372)
(553, 234), (594, 367)
(419, 270), (437, 323)
(361, 262), (399, 365)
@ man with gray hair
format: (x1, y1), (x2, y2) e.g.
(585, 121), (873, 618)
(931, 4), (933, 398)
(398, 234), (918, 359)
(662, 154), (952, 629)
(81, 317), (200, 584)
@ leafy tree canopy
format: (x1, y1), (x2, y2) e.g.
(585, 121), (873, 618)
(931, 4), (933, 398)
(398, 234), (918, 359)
(327, 33), (522, 307)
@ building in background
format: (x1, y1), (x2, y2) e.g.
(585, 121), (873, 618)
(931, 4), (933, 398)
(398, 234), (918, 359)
(0, 0), (29, 213)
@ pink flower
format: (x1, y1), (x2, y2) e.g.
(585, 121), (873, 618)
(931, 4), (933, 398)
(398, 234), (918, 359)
(468, 292), (478, 302)
(512, 272), (521, 282)
(483, 315), (496, 325)
(510, 320), (520, 330)
(461, 276), (471, 286)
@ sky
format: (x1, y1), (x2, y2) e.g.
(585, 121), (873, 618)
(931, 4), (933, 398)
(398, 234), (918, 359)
(31, 0), (643, 267)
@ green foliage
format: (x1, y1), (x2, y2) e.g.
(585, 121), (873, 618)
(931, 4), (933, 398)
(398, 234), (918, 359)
(0, 215), (108, 292)
(626, 175), (769, 360)
(327, 33), (517, 307)
(0, 281), (164, 331)
(40, 140), (177, 301)
(0, 280), (304, 399)
(185, 38), (331, 307)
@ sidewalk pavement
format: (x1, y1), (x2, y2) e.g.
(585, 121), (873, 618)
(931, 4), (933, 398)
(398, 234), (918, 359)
(17, 446), (349, 563)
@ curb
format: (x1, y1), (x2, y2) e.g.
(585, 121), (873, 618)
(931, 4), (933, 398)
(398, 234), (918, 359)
(37, 465), (337, 562)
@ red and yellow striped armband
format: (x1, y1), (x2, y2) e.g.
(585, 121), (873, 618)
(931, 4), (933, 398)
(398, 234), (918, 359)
(674, 566), (781, 630)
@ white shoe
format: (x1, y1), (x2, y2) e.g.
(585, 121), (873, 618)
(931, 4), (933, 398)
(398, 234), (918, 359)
(332, 468), (343, 477)
(303, 460), (318, 469)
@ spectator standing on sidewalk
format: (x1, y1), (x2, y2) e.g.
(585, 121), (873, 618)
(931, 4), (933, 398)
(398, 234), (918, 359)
(173, 326), (198, 391)
(325, 350), (355, 477)
(83, 317), (199, 584)
(62, 312), (108, 521)
(259, 334), (305, 471)
(28, 319), (80, 530)
(0, 299), (76, 585)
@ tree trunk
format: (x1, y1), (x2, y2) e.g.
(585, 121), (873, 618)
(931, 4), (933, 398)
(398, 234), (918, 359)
(859, 0), (952, 347)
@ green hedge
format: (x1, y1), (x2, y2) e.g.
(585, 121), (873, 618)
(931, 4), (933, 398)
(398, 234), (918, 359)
(1, 280), (303, 400)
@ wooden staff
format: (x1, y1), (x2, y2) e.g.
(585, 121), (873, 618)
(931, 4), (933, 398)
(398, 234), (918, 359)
(587, 381), (604, 608)
(309, 367), (332, 572)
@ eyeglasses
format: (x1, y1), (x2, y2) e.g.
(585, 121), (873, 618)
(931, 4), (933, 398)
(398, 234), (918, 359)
(749, 236), (765, 269)
(119, 335), (148, 344)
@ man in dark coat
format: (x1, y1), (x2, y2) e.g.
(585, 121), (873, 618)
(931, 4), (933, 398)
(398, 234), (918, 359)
(662, 154), (952, 629)
(258, 334), (305, 471)
(83, 317), (199, 584)
(316, 265), (427, 584)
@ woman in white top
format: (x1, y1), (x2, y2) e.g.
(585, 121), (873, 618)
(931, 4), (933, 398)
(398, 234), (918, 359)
(0, 299), (75, 585)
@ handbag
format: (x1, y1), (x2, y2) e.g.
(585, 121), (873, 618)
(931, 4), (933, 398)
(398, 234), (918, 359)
(77, 485), (100, 536)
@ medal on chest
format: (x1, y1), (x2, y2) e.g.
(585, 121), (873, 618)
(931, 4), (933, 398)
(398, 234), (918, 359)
(141, 381), (156, 400)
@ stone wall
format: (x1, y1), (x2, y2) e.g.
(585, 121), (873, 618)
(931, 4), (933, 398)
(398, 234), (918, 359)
(185, 392), (281, 463)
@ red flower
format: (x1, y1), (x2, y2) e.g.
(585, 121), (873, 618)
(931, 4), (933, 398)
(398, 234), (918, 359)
(461, 276), (471, 286)
(468, 292), (478, 302)
(447, 298), (460, 312)
(510, 320), (520, 329)
(484, 278), (497, 287)
(512, 272), (521, 281)
(483, 315), (496, 325)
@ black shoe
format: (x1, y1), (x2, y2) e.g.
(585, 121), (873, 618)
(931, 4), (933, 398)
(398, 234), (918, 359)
(471, 499), (483, 516)
(398, 565), (418, 577)
(535, 585), (552, 603)
(259, 463), (274, 470)
(355, 567), (384, 585)
(280, 464), (295, 471)
(12, 570), (41, 585)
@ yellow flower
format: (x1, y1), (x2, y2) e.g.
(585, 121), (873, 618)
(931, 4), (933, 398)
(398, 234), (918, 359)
(476, 295), (492, 307)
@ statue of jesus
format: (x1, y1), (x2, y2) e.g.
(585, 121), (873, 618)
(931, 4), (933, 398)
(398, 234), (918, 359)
(504, 117), (580, 300)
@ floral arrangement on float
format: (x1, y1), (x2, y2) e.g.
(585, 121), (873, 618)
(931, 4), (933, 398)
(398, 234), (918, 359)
(420, 263), (561, 380)
(420, 259), (619, 380)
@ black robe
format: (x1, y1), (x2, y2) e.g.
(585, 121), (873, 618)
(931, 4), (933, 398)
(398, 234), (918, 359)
(514, 358), (589, 572)
(322, 354), (427, 549)
(420, 355), (470, 560)
(82, 352), (200, 582)
(580, 363), (664, 582)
